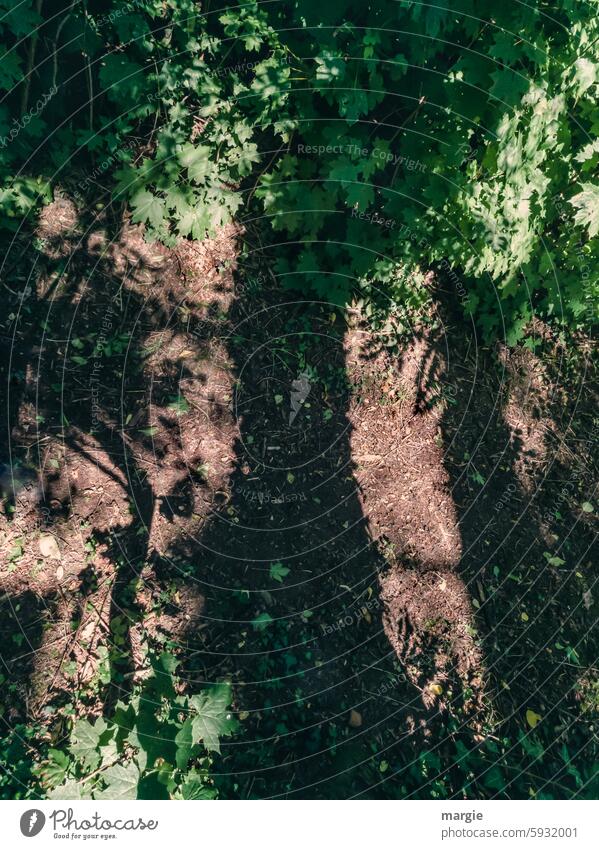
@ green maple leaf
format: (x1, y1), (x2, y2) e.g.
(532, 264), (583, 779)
(338, 89), (370, 123)
(174, 717), (196, 770)
(189, 683), (237, 754)
(570, 183), (599, 237)
(47, 780), (88, 800)
(233, 142), (260, 177)
(244, 33), (263, 51)
(489, 69), (529, 105)
(315, 52), (346, 83)
(113, 166), (142, 200)
(165, 186), (191, 214)
(251, 62), (290, 104)
(176, 204), (210, 239)
(489, 32), (521, 64)
(130, 189), (166, 230)
(329, 158), (358, 183)
(95, 762), (140, 800)
(0, 51), (22, 88)
(345, 182), (375, 207)
(182, 775), (218, 800)
(233, 121), (253, 144)
(70, 718), (103, 771)
(178, 144), (213, 184)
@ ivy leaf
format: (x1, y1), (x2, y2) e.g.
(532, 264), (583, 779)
(189, 683), (238, 754)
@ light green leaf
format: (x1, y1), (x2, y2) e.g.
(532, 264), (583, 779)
(47, 780), (87, 800)
(130, 189), (166, 231)
(178, 144), (213, 183)
(189, 683), (238, 754)
(270, 562), (290, 583)
(570, 184), (599, 237)
(70, 719), (101, 771)
(95, 762), (140, 800)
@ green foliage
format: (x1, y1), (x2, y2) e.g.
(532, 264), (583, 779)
(36, 652), (237, 800)
(0, 722), (42, 799)
(244, 1), (599, 337)
(2, 1), (598, 339)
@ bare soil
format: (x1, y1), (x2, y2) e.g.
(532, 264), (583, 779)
(0, 197), (597, 798)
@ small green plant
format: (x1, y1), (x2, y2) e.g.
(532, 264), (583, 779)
(37, 652), (237, 800)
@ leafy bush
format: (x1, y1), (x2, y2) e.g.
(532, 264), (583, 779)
(2, 1), (598, 340)
(36, 653), (237, 800)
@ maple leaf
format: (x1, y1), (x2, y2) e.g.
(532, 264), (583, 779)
(130, 189), (166, 231)
(570, 183), (599, 237)
(189, 683), (238, 754)
(178, 144), (212, 184)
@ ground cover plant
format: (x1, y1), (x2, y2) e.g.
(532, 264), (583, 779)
(0, 0), (596, 800)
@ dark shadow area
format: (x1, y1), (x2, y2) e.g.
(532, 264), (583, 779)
(0, 202), (596, 800)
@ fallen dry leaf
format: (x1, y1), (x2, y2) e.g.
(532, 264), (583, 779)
(39, 534), (61, 560)
(348, 709), (362, 728)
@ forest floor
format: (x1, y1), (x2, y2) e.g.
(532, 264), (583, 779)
(0, 196), (597, 798)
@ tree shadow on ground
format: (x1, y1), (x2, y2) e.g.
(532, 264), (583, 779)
(0, 197), (236, 727)
(158, 257), (597, 798)
(0, 206), (596, 800)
